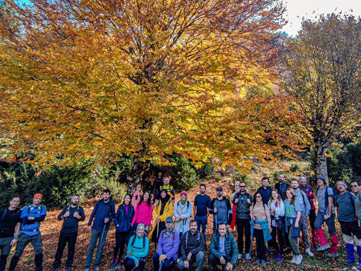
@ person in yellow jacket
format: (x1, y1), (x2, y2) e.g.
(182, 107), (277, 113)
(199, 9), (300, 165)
(149, 189), (174, 247)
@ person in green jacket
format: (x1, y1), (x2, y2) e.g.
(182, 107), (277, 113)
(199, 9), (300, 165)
(209, 223), (238, 271)
(124, 224), (149, 271)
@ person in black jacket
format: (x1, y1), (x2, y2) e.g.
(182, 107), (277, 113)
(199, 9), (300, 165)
(52, 194), (85, 271)
(210, 187), (232, 232)
(0, 195), (21, 271)
(256, 177), (272, 205)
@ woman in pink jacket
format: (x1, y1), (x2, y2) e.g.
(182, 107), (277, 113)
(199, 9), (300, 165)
(131, 191), (153, 234)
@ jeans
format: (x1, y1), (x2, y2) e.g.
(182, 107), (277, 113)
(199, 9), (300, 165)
(208, 254), (232, 271)
(314, 212), (336, 235)
(195, 215), (207, 233)
(9, 234), (43, 271)
(152, 253), (174, 271)
(236, 218), (251, 254)
(0, 237), (12, 271)
(300, 216), (311, 250)
(254, 229), (266, 261)
(124, 257), (145, 271)
(178, 251), (205, 271)
(52, 231), (77, 269)
(85, 229), (108, 268)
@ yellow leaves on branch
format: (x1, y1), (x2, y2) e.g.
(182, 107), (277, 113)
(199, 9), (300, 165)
(0, 0), (304, 168)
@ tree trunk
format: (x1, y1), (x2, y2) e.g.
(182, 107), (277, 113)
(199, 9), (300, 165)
(314, 146), (329, 185)
(127, 156), (151, 193)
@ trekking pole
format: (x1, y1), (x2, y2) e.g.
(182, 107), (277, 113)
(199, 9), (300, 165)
(100, 223), (107, 248)
(159, 261), (163, 271)
(248, 220), (255, 266)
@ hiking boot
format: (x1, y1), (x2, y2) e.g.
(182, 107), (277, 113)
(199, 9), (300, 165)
(326, 252), (339, 259)
(305, 249), (314, 257)
(94, 266), (100, 271)
(84, 268), (90, 271)
(116, 263), (122, 270)
(238, 254), (243, 260)
(295, 255), (303, 265)
(256, 259), (261, 264)
(245, 253), (251, 261)
(111, 263), (116, 270)
(261, 260), (266, 266)
(275, 254), (283, 263)
(317, 244), (330, 252)
(345, 259), (356, 266)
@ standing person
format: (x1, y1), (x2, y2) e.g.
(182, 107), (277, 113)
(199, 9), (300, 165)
(131, 191), (153, 234)
(335, 181), (361, 269)
(159, 176), (175, 199)
(174, 191), (192, 237)
(300, 176), (317, 248)
(9, 193), (47, 271)
(210, 187), (232, 232)
(256, 177), (272, 205)
(284, 188), (302, 265)
(250, 192), (272, 266)
(291, 179), (313, 257)
(154, 172), (163, 197)
(275, 174), (290, 200)
(314, 176), (338, 258)
(233, 182), (253, 260)
(111, 194), (135, 270)
(85, 189), (115, 271)
(231, 182), (241, 202)
(194, 184), (212, 236)
(124, 223), (149, 271)
(350, 181), (361, 226)
(178, 220), (205, 271)
(52, 194), (85, 271)
(153, 217), (180, 271)
(131, 184), (143, 209)
(268, 189), (285, 262)
(209, 223), (238, 271)
(149, 190), (174, 247)
(0, 195), (21, 271)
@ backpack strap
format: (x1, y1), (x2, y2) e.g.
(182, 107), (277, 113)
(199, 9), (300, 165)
(0, 208), (7, 222)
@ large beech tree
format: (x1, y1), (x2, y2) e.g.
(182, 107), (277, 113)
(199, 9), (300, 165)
(283, 13), (361, 183)
(0, 0), (304, 188)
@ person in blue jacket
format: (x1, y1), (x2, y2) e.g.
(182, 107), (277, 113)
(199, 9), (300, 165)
(85, 189), (115, 271)
(111, 194), (135, 270)
(124, 223), (149, 271)
(9, 193), (47, 271)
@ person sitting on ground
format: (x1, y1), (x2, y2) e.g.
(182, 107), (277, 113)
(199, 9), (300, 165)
(209, 223), (238, 271)
(111, 194), (135, 270)
(124, 223), (149, 271)
(335, 181), (361, 269)
(210, 187), (232, 232)
(52, 194), (85, 271)
(153, 216), (180, 271)
(174, 191), (192, 238)
(0, 195), (21, 271)
(178, 219), (205, 271)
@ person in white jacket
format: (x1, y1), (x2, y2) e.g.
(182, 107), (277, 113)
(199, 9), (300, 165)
(174, 191), (192, 237)
(268, 189), (285, 262)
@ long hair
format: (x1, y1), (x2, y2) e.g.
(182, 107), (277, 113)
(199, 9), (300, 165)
(269, 189), (282, 206)
(286, 188), (296, 205)
(253, 192), (263, 207)
(122, 194), (132, 206)
(141, 191), (152, 206)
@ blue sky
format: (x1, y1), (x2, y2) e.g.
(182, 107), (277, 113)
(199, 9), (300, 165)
(16, 0), (361, 36)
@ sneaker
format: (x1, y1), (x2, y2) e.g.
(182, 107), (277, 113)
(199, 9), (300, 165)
(326, 253), (339, 259)
(291, 255), (296, 264)
(275, 254), (283, 263)
(305, 249), (314, 257)
(245, 253), (251, 260)
(256, 259), (261, 264)
(111, 263), (116, 270)
(84, 268), (90, 271)
(317, 244), (330, 252)
(94, 266), (100, 271)
(116, 263), (122, 270)
(261, 260), (266, 266)
(345, 259), (356, 266)
(238, 254), (243, 260)
(296, 254), (303, 265)
(357, 262), (361, 270)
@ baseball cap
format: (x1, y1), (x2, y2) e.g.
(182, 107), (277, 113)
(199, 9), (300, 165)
(216, 187), (223, 191)
(165, 216), (174, 223)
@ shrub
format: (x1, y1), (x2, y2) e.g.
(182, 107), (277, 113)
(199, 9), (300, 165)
(196, 162), (215, 179)
(166, 154), (198, 191)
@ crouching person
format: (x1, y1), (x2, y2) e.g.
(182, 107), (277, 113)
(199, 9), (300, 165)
(124, 223), (149, 271)
(153, 217), (179, 271)
(209, 223), (238, 271)
(178, 219), (205, 271)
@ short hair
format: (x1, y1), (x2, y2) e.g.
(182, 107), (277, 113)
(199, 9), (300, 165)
(336, 180), (347, 187)
(218, 223), (227, 229)
(351, 180), (360, 186)
(103, 189), (111, 194)
(72, 194), (80, 198)
(10, 195), (20, 201)
(190, 219), (197, 225)
(200, 183), (206, 189)
(261, 177), (269, 182)
(291, 179), (298, 183)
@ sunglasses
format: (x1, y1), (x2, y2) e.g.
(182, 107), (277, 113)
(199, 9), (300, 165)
(240, 186), (246, 188)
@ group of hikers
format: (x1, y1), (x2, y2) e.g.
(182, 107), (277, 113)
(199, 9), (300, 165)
(0, 172), (361, 271)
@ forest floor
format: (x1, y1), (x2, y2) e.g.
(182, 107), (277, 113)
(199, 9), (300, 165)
(6, 167), (351, 271)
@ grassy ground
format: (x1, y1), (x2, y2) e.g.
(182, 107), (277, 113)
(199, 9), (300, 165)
(7, 172), (350, 271)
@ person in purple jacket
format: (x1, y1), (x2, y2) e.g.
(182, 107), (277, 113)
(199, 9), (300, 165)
(153, 216), (180, 271)
(85, 189), (115, 271)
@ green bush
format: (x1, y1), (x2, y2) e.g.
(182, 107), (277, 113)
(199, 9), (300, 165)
(166, 154), (198, 191)
(290, 162), (300, 173)
(196, 162), (215, 179)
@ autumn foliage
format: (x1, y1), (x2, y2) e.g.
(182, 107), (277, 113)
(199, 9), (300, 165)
(0, 0), (304, 182)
